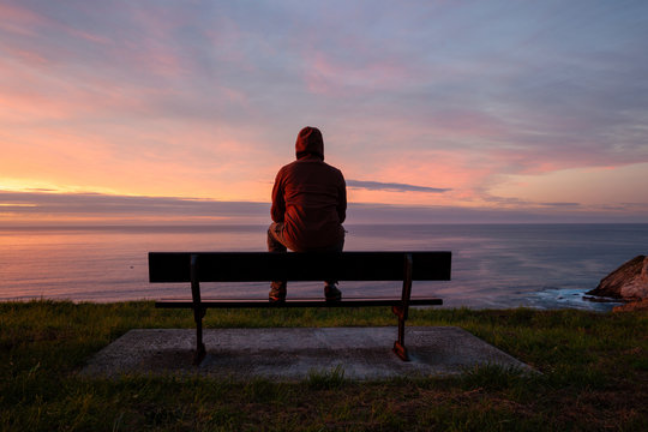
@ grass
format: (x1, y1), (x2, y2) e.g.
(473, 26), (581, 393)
(1, 300), (647, 431)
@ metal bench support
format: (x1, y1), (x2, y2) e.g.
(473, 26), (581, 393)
(190, 254), (206, 365)
(392, 253), (413, 361)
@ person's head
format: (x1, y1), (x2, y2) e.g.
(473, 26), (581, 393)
(295, 126), (324, 160)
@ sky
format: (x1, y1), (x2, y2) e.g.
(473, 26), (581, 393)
(1, 0), (647, 225)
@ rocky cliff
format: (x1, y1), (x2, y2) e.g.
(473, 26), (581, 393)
(587, 255), (648, 301)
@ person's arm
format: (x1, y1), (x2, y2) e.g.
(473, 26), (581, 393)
(337, 174), (347, 224)
(270, 171), (285, 223)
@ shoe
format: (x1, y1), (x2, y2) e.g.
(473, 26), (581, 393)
(269, 284), (286, 303)
(324, 284), (342, 302)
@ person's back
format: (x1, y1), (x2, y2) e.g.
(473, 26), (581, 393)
(267, 126), (347, 302)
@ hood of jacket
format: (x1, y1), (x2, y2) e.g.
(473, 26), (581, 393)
(295, 126), (324, 160)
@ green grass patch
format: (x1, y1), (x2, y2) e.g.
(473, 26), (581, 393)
(1, 300), (647, 431)
(306, 364), (347, 390)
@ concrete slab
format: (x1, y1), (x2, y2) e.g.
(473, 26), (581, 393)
(81, 327), (534, 380)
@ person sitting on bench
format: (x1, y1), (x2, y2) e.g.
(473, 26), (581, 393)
(267, 126), (347, 303)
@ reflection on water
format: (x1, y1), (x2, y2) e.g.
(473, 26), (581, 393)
(0, 224), (646, 311)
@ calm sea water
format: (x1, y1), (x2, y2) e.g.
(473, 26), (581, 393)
(1, 224), (646, 311)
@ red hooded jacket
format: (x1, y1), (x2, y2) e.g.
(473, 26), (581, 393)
(271, 127), (346, 251)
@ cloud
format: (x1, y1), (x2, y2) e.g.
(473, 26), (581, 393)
(0, 190), (269, 222)
(3, 190), (646, 226)
(349, 203), (647, 224)
(1, 0), (647, 216)
(347, 180), (451, 194)
(540, 202), (581, 208)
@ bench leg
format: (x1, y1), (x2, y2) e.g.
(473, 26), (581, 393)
(193, 307), (206, 365)
(190, 254), (206, 365)
(392, 307), (410, 361)
(392, 253), (413, 361)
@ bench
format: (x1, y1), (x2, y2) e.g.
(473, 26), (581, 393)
(150, 251), (452, 364)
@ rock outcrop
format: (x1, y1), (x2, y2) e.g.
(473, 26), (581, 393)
(613, 299), (648, 312)
(587, 255), (648, 301)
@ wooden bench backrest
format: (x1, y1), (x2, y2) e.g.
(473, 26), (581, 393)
(149, 252), (452, 283)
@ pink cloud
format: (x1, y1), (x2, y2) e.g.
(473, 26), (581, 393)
(203, 20), (261, 74)
(0, 3), (110, 53)
(303, 49), (409, 96)
(1, 2), (189, 80)
(0, 62), (172, 122)
(0, 3), (47, 35)
(425, 110), (510, 140)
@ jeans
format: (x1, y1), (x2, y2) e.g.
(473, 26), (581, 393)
(267, 222), (344, 291)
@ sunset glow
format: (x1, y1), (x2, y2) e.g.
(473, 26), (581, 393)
(1, 1), (647, 224)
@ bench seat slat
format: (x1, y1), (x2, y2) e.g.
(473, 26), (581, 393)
(155, 297), (443, 308)
(149, 251), (452, 283)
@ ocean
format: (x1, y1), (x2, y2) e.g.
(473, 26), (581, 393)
(1, 224), (646, 311)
